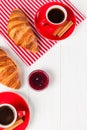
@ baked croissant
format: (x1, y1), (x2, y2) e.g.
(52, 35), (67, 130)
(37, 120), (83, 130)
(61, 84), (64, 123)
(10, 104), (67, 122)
(7, 8), (38, 53)
(0, 49), (20, 89)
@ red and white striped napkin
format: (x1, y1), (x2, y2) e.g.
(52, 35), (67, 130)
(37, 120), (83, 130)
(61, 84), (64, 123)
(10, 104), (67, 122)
(0, 0), (86, 66)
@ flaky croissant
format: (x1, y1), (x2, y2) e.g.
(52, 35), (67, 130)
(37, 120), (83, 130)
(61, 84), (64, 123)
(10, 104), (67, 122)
(0, 49), (20, 89)
(7, 8), (38, 53)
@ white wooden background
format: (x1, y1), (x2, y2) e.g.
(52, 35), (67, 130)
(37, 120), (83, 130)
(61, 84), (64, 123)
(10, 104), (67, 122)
(0, 0), (87, 130)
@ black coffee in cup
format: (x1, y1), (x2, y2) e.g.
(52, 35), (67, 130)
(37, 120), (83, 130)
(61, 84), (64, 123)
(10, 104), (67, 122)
(47, 8), (65, 24)
(0, 106), (14, 125)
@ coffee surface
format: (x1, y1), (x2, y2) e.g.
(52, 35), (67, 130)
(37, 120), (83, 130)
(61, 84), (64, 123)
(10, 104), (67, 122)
(48, 8), (65, 23)
(0, 106), (14, 125)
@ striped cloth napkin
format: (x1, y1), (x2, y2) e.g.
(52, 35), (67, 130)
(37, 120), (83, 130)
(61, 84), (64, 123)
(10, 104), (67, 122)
(0, 0), (86, 66)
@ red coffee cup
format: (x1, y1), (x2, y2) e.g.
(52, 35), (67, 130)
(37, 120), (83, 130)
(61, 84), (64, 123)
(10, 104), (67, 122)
(0, 103), (25, 128)
(40, 5), (67, 26)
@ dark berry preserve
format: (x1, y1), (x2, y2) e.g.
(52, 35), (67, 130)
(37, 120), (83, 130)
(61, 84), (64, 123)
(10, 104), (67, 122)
(29, 70), (49, 90)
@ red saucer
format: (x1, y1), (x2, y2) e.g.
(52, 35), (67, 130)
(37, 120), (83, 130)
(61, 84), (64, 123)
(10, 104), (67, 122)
(0, 92), (30, 130)
(34, 2), (76, 40)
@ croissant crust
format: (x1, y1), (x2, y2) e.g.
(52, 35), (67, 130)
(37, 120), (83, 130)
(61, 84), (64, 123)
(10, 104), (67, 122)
(7, 8), (38, 53)
(0, 49), (20, 89)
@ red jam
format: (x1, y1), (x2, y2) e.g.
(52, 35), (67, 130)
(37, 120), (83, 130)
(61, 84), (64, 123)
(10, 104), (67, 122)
(29, 70), (49, 90)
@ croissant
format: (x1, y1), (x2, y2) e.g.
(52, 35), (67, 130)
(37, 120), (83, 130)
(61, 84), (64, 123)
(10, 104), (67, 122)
(0, 49), (20, 89)
(7, 8), (38, 53)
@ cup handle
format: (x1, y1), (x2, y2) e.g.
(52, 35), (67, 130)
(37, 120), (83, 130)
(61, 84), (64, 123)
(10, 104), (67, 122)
(17, 110), (26, 118)
(40, 18), (49, 26)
